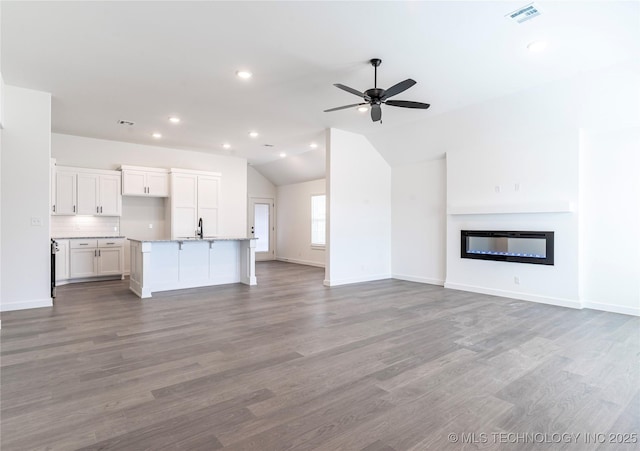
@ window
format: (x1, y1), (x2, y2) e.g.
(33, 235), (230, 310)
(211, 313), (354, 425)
(311, 194), (326, 247)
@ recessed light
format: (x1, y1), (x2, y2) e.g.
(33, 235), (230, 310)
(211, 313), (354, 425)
(279, 152), (287, 158)
(236, 70), (253, 79)
(357, 106), (369, 113)
(152, 132), (162, 139)
(310, 142), (318, 149)
(249, 131), (259, 138)
(222, 143), (231, 149)
(527, 40), (548, 52)
(168, 116), (180, 124)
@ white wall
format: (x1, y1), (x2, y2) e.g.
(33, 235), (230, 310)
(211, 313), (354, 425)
(248, 166), (276, 199)
(1, 86), (52, 311)
(580, 127), (640, 316)
(326, 128), (391, 286)
(392, 157), (446, 285)
(276, 178), (325, 268)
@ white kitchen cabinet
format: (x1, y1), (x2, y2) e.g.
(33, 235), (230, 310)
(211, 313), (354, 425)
(77, 173), (121, 216)
(53, 170), (78, 215)
(99, 175), (122, 215)
(97, 238), (124, 275)
(97, 247), (123, 275)
(53, 166), (121, 216)
(70, 247), (98, 278)
(121, 165), (169, 197)
(54, 240), (70, 281)
(77, 173), (99, 215)
(168, 169), (221, 239)
(69, 238), (125, 279)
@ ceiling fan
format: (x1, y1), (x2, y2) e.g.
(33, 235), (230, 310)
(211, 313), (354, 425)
(324, 58), (430, 123)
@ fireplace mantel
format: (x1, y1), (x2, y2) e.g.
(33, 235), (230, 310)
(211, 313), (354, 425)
(448, 201), (574, 215)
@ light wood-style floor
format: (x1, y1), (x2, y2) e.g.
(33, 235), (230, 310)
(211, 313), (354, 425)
(1, 261), (638, 450)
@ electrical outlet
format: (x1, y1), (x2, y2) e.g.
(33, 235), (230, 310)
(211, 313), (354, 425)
(30, 217), (42, 227)
(514, 276), (520, 285)
(514, 183), (520, 192)
(148, 224), (153, 229)
(495, 185), (501, 193)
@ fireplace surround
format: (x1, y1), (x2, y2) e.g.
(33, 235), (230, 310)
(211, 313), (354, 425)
(461, 230), (554, 265)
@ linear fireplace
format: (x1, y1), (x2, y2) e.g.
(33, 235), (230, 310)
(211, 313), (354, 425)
(461, 230), (554, 265)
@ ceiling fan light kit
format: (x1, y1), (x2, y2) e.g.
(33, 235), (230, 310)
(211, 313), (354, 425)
(324, 58), (430, 123)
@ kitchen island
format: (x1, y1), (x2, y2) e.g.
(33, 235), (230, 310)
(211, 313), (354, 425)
(128, 237), (256, 298)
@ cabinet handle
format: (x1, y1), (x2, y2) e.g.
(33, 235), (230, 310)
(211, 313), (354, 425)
(52, 205), (56, 213)
(73, 205), (76, 213)
(99, 250), (101, 257)
(79, 243), (88, 246)
(106, 242), (114, 245)
(100, 206), (103, 213)
(94, 250), (97, 257)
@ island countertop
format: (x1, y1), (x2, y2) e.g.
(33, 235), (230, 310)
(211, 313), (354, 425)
(128, 237), (254, 243)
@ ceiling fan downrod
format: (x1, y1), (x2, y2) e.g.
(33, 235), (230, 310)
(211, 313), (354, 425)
(371, 58), (382, 89)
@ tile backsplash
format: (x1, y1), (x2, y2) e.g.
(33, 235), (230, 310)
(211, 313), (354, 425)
(51, 216), (120, 238)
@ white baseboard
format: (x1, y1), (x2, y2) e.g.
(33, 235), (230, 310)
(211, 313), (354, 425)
(392, 274), (445, 286)
(1, 298), (54, 312)
(276, 257), (325, 268)
(324, 273), (392, 287)
(582, 301), (640, 317)
(444, 281), (582, 310)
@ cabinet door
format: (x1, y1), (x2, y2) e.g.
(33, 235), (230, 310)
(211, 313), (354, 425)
(99, 175), (121, 216)
(146, 172), (169, 197)
(197, 176), (219, 237)
(70, 248), (98, 278)
(97, 247), (123, 276)
(77, 173), (99, 215)
(171, 173), (198, 238)
(55, 171), (77, 215)
(55, 240), (70, 281)
(122, 170), (147, 196)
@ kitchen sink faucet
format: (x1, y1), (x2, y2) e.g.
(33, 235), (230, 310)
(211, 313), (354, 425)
(197, 218), (203, 239)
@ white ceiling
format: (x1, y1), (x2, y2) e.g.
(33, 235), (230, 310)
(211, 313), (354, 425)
(2, 1), (639, 185)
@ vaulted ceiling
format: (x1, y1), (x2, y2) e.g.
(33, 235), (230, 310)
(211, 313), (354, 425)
(3, 1), (638, 185)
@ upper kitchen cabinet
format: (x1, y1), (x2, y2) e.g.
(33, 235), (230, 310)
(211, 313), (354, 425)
(121, 165), (169, 197)
(168, 169), (221, 239)
(53, 169), (77, 215)
(52, 166), (122, 216)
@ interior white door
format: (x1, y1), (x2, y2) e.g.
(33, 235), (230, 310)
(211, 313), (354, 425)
(249, 198), (274, 261)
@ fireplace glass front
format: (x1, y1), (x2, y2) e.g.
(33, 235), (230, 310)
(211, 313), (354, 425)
(461, 230), (554, 265)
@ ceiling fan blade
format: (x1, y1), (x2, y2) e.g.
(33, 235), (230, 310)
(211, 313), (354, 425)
(385, 100), (431, 109)
(334, 83), (368, 99)
(381, 79), (416, 100)
(371, 104), (382, 122)
(324, 103), (367, 113)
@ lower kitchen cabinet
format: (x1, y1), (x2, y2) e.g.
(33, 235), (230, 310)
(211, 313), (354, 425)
(65, 238), (125, 281)
(70, 247), (98, 278)
(97, 247), (123, 275)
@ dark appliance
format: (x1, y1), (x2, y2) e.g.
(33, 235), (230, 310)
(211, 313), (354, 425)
(51, 239), (58, 299)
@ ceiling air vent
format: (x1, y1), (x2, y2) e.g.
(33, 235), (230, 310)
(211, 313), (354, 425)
(117, 119), (135, 126)
(506, 2), (542, 24)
